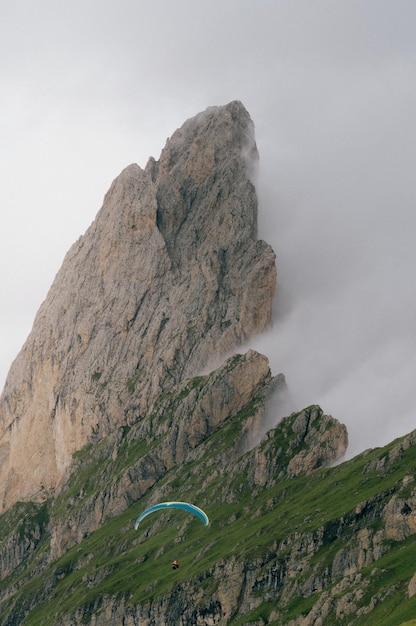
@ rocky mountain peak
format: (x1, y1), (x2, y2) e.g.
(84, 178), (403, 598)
(2, 102), (415, 626)
(0, 101), (276, 511)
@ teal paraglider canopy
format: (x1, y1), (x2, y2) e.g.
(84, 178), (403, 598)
(134, 501), (209, 530)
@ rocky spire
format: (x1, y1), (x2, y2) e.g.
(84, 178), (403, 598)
(0, 101), (277, 511)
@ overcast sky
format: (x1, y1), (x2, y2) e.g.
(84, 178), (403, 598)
(1, 0), (415, 458)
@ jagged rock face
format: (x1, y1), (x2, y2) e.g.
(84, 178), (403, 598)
(0, 101), (276, 511)
(242, 405), (349, 488)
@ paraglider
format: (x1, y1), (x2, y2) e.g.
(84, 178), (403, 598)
(134, 502), (208, 571)
(134, 501), (209, 530)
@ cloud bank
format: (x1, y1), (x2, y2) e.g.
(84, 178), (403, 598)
(1, 1), (416, 457)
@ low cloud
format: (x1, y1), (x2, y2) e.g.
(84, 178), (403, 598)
(1, 2), (415, 459)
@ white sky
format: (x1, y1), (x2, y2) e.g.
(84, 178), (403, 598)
(1, 0), (415, 458)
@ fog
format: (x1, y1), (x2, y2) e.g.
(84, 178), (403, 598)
(252, 64), (416, 456)
(1, 1), (415, 457)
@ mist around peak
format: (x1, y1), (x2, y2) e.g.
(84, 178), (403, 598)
(251, 122), (416, 459)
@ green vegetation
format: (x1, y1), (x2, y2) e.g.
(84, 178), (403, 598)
(126, 370), (143, 394)
(0, 377), (415, 624)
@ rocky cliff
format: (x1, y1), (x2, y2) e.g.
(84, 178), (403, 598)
(0, 100), (276, 511)
(0, 102), (415, 626)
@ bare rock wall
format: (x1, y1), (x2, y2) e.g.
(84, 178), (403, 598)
(0, 101), (276, 511)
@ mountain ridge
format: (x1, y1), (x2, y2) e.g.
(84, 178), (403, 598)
(0, 101), (415, 625)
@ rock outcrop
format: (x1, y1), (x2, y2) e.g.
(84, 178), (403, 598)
(0, 101), (276, 511)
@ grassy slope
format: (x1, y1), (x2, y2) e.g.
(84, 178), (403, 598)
(0, 403), (415, 625)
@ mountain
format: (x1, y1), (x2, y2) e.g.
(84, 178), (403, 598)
(0, 100), (275, 511)
(0, 102), (415, 625)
